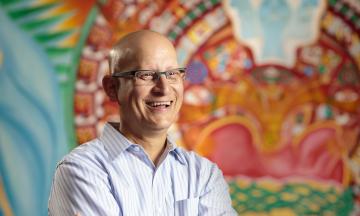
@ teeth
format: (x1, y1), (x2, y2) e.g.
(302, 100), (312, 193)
(147, 101), (171, 107)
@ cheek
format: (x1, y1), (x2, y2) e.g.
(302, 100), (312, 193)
(117, 89), (129, 105)
(125, 86), (152, 111)
(133, 86), (151, 100)
(175, 85), (184, 100)
(117, 82), (135, 104)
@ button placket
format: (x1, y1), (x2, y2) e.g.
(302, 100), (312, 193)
(152, 170), (157, 215)
(155, 160), (174, 215)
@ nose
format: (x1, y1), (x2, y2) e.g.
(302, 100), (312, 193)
(152, 74), (170, 95)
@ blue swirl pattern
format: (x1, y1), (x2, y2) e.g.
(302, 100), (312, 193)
(0, 7), (68, 216)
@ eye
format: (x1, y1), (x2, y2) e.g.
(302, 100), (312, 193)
(167, 70), (180, 78)
(137, 71), (155, 80)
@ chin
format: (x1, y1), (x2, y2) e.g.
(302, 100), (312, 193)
(146, 120), (174, 131)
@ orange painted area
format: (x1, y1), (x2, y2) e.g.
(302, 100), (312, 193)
(39, 0), (96, 46)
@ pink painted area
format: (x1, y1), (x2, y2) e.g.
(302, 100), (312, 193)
(211, 123), (264, 176)
(295, 128), (343, 182)
(208, 123), (344, 182)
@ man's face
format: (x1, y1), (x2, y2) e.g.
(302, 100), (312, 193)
(116, 43), (184, 134)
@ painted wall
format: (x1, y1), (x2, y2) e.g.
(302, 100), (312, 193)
(1, 0), (359, 215)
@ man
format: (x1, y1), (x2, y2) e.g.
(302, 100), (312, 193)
(48, 30), (237, 215)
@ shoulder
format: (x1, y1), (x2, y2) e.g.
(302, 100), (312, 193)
(56, 138), (110, 176)
(176, 147), (217, 170)
(173, 147), (226, 195)
(175, 147), (223, 181)
(49, 140), (117, 215)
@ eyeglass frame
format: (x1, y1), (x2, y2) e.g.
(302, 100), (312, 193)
(111, 67), (187, 83)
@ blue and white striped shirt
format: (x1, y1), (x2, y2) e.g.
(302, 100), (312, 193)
(48, 123), (237, 215)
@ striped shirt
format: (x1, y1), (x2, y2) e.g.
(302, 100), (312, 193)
(48, 123), (237, 216)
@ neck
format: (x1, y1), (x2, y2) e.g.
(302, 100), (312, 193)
(118, 124), (168, 164)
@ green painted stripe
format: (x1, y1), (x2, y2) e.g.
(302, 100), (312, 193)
(168, 31), (177, 40)
(350, 15), (358, 22)
(46, 47), (73, 58)
(8, 2), (57, 20)
(0, 0), (23, 6)
(55, 64), (70, 74)
(62, 6), (99, 149)
(210, 0), (219, 5)
(21, 13), (71, 31)
(329, 0), (337, 6)
(178, 20), (186, 28)
(188, 11), (196, 20)
(198, 2), (206, 12)
(170, 0), (221, 41)
(340, 5), (348, 14)
(34, 30), (73, 43)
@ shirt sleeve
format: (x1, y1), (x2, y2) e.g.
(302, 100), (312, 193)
(48, 160), (120, 216)
(198, 164), (238, 216)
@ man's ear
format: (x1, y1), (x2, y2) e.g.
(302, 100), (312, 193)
(102, 75), (119, 101)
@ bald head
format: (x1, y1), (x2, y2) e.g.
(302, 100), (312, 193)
(109, 30), (178, 74)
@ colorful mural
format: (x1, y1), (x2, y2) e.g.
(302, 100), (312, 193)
(1, 0), (360, 215)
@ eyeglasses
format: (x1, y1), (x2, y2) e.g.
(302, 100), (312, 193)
(112, 68), (186, 85)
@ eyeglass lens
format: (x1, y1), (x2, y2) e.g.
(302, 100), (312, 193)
(136, 69), (184, 83)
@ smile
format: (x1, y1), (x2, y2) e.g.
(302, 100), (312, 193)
(145, 100), (173, 108)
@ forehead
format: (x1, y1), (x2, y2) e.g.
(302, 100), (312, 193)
(131, 42), (178, 69)
(112, 32), (179, 71)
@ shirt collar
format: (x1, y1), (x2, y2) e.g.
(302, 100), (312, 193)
(167, 136), (187, 165)
(100, 122), (133, 160)
(100, 122), (186, 165)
